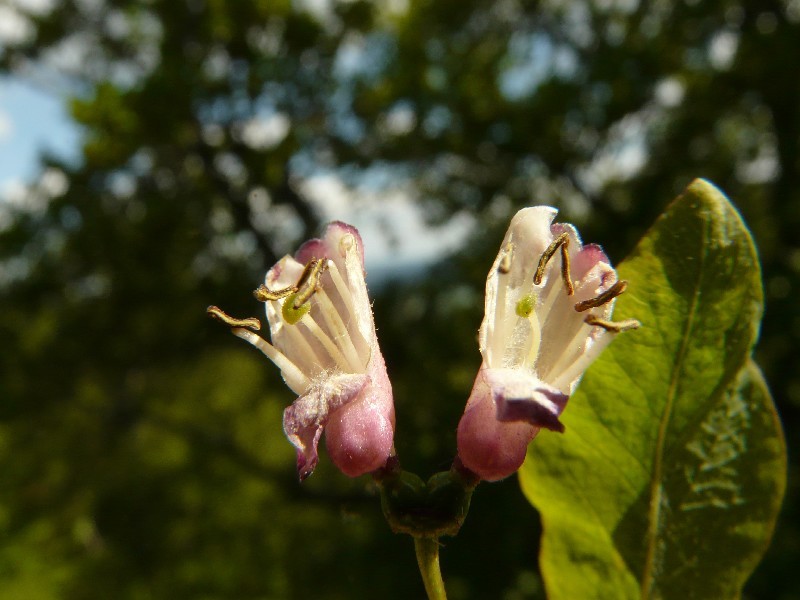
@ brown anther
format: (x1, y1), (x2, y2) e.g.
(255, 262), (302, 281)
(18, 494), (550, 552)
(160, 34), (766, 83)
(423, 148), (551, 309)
(292, 283), (317, 309)
(292, 258), (328, 309)
(584, 314), (641, 333)
(560, 240), (574, 296)
(575, 280), (629, 312)
(498, 242), (514, 274)
(295, 258), (326, 291)
(206, 305), (261, 331)
(253, 284), (295, 302)
(534, 232), (574, 295)
(252, 258), (329, 304)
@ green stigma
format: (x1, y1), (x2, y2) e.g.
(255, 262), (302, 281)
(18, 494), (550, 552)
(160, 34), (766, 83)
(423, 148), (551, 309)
(516, 294), (537, 318)
(282, 292), (311, 324)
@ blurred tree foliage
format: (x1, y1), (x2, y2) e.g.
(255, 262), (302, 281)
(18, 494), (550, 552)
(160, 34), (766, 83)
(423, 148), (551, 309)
(0, 0), (797, 598)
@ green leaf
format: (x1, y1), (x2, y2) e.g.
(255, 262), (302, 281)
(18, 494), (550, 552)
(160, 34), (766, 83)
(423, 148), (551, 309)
(519, 179), (787, 599)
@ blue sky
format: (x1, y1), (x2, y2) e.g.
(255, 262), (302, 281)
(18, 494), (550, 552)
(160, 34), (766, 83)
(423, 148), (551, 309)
(0, 74), (473, 280)
(0, 76), (81, 197)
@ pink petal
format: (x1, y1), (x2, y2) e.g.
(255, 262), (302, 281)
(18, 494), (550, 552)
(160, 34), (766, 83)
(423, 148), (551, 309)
(456, 369), (542, 482)
(283, 373), (369, 480)
(325, 401), (394, 477)
(480, 368), (569, 431)
(326, 353), (395, 477)
(572, 243), (611, 281)
(294, 238), (328, 263)
(296, 221), (365, 266)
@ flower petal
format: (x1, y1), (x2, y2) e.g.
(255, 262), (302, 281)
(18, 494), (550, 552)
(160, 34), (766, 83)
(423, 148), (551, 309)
(481, 206), (557, 368)
(571, 242), (610, 281)
(325, 399), (394, 477)
(456, 369), (541, 482)
(484, 368), (569, 432)
(283, 372), (369, 480)
(296, 221), (365, 266)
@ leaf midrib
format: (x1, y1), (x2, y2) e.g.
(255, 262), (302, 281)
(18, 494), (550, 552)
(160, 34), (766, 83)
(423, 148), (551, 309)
(639, 220), (707, 599)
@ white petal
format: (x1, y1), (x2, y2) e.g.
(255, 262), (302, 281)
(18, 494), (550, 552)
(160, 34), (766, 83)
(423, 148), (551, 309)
(481, 206), (557, 368)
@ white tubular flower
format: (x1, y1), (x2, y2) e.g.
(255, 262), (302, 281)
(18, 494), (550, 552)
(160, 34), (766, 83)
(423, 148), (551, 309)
(456, 207), (639, 482)
(210, 222), (394, 480)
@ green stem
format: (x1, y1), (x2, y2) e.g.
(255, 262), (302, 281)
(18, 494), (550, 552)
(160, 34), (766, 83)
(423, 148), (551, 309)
(414, 536), (447, 600)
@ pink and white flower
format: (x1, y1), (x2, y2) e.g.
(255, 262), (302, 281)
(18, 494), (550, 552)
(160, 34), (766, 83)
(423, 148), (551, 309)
(229, 222), (394, 480)
(456, 207), (637, 482)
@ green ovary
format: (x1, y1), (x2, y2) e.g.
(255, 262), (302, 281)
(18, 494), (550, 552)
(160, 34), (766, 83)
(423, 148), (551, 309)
(282, 292), (311, 324)
(516, 294), (537, 318)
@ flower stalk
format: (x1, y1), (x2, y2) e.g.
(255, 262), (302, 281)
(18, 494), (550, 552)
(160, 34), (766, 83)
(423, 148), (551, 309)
(414, 536), (448, 600)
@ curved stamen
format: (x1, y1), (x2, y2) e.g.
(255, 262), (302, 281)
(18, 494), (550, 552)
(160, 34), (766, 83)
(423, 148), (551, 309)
(560, 241), (574, 296)
(253, 258), (327, 304)
(231, 327), (310, 392)
(296, 258), (324, 289)
(584, 314), (641, 332)
(254, 284), (295, 302)
(534, 232), (574, 296)
(574, 280), (628, 312)
(293, 259), (328, 309)
(206, 305), (261, 331)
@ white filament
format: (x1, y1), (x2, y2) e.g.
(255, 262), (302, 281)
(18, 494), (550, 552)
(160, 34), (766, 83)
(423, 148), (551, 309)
(232, 327), (310, 393)
(327, 260), (366, 348)
(314, 287), (366, 371)
(300, 313), (355, 373)
(279, 308), (327, 375)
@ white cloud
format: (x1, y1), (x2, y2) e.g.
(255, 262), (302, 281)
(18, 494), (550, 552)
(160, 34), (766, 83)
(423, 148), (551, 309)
(579, 111), (648, 194)
(1, 178), (28, 206)
(301, 172), (475, 282)
(40, 167), (68, 197)
(0, 110), (12, 142)
(12, 0), (56, 17)
(0, 169), (68, 214)
(0, 6), (34, 45)
(300, 173), (350, 216)
(240, 113), (291, 150)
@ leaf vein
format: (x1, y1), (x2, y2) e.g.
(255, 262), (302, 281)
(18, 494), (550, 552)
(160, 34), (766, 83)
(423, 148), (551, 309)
(639, 215), (707, 599)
